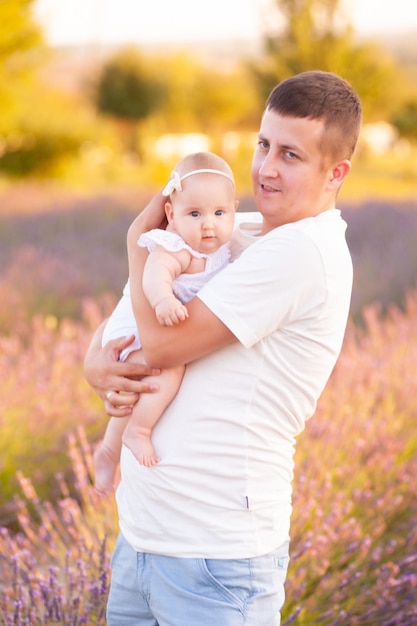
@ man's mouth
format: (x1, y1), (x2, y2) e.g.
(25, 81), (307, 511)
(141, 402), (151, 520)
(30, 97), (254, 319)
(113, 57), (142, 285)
(261, 183), (278, 193)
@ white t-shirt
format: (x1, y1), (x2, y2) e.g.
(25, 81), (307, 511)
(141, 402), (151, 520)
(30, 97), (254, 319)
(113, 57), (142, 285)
(117, 209), (353, 558)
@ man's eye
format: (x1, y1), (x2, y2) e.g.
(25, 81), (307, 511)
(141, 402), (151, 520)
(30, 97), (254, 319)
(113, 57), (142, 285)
(258, 140), (269, 149)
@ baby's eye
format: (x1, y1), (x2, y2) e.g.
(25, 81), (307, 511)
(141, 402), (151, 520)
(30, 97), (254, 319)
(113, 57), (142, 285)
(190, 211), (200, 217)
(215, 210), (225, 216)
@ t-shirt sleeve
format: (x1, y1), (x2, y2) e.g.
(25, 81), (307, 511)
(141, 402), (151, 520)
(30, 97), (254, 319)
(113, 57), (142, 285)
(197, 228), (327, 348)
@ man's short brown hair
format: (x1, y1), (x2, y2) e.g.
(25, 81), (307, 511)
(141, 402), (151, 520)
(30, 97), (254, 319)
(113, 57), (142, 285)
(266, 71), (362, 163)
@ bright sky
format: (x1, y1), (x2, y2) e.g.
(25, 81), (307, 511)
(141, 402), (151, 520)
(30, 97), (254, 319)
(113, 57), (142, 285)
(34, 0), (417, 47)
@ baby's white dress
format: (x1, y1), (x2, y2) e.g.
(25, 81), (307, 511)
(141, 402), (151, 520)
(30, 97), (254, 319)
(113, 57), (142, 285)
(101, 229), (231, 359)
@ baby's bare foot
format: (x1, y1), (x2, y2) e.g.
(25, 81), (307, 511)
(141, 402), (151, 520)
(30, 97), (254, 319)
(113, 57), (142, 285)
(94, 442), (118, 497)
(123, 425), (160, 467)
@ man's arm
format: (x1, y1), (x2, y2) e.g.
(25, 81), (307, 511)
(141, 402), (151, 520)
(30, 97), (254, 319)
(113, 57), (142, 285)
(83, 193), (171, 415)
(84, 189), (235, 415)
(83, 319), (161, 416)
(128, 222), (236, 369)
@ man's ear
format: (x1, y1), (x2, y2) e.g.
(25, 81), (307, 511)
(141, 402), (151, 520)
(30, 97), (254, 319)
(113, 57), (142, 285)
(328, 159), (351, 191)
(165, 201), (174, 224)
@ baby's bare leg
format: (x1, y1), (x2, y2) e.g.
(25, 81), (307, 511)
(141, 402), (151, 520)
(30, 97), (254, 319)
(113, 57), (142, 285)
(94, 416), (127, 496)
(122, 350), (184, 467)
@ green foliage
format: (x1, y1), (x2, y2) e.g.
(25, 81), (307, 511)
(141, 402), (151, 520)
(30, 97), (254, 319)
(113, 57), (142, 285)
(0, 0), (43, 131)
(0, 126), (81, 177)
(95, 47), (166, 122)
(252, 0), (405, 121)
(191, 67), (259, 132)
(141, 52), (259, 136)
(342, 44), (404, 121)
(149, 53), (203, 131)
(0, 77), (110, 177)
(0, 2), (99, 177)
(0, 0), (42, 69)
(93, 47), (169, 156)
(0, 0), (415, 188)
(392, 100), (417, 139)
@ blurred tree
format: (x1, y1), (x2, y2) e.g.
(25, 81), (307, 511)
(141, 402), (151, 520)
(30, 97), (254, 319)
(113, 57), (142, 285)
(0, 1), (96, 178)
(0, 82), (104, 178)
(0, 0), (43, 129)
(190, 67), (260, 155)
(251, 0), (403, 121)
(95, 48), (167, 155)
(0, 0), (41, 59)
(153, 53), (202, 132)
(151, 53), (259, 134)
(392, 100), (417, 140)
(193, 66), (259, 132)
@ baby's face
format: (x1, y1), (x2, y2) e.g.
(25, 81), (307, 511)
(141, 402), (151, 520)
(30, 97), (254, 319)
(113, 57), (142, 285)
(166, 174), (237, 255)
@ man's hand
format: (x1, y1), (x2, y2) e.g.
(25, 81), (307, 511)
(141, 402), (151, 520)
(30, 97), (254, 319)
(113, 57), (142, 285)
(84, 330), (161, 417)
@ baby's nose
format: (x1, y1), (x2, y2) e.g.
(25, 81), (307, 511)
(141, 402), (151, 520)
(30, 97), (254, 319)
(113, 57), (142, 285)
(202, 217), (214, 229)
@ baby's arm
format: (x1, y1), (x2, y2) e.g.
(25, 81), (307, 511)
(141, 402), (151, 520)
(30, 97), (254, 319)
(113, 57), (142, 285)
(142, 246), (192, 326)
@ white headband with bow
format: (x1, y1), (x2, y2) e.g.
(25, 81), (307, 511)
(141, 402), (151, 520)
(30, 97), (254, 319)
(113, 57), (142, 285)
(162, 169), (235, 197)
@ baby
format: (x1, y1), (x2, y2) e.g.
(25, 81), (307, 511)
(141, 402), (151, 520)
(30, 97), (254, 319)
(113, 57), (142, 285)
(94, 151), (238, 495)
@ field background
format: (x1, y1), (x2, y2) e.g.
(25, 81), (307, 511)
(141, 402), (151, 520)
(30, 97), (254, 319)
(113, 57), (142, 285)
(1, 173), (417, 624)
(2, 0), (417, 619)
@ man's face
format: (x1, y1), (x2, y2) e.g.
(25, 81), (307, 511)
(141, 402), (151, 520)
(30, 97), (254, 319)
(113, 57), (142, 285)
(251, 109), (338, 234)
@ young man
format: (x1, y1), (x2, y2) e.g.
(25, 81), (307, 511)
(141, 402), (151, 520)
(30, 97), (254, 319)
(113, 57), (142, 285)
(84, 71), (362, 625)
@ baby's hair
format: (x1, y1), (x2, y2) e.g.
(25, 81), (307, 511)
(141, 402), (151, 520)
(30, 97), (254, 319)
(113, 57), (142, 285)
(162, 152), (235, 197)
(175, 152), (234, 181)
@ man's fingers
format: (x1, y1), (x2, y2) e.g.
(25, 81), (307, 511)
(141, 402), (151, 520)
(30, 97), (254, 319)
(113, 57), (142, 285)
(110, 360), (161, 381)
(106, 334), (136, 358)
(104, 400), (133, 417)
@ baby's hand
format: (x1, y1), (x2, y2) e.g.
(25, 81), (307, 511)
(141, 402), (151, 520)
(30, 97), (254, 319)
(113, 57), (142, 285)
(155, 296), (189, 326)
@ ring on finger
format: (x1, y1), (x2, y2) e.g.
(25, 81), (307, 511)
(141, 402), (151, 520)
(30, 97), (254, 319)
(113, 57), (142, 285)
(106, 391), (114, 401)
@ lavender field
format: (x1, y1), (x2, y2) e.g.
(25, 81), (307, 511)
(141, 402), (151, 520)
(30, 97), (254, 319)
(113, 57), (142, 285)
(1, 186), (417, 624)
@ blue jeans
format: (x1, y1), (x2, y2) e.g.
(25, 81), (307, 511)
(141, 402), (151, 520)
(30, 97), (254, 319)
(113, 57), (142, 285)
(107, 532), (289, 625)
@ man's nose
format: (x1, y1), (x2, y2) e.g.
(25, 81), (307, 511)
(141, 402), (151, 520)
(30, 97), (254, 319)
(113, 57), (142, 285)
(259, 153), (278, 178)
